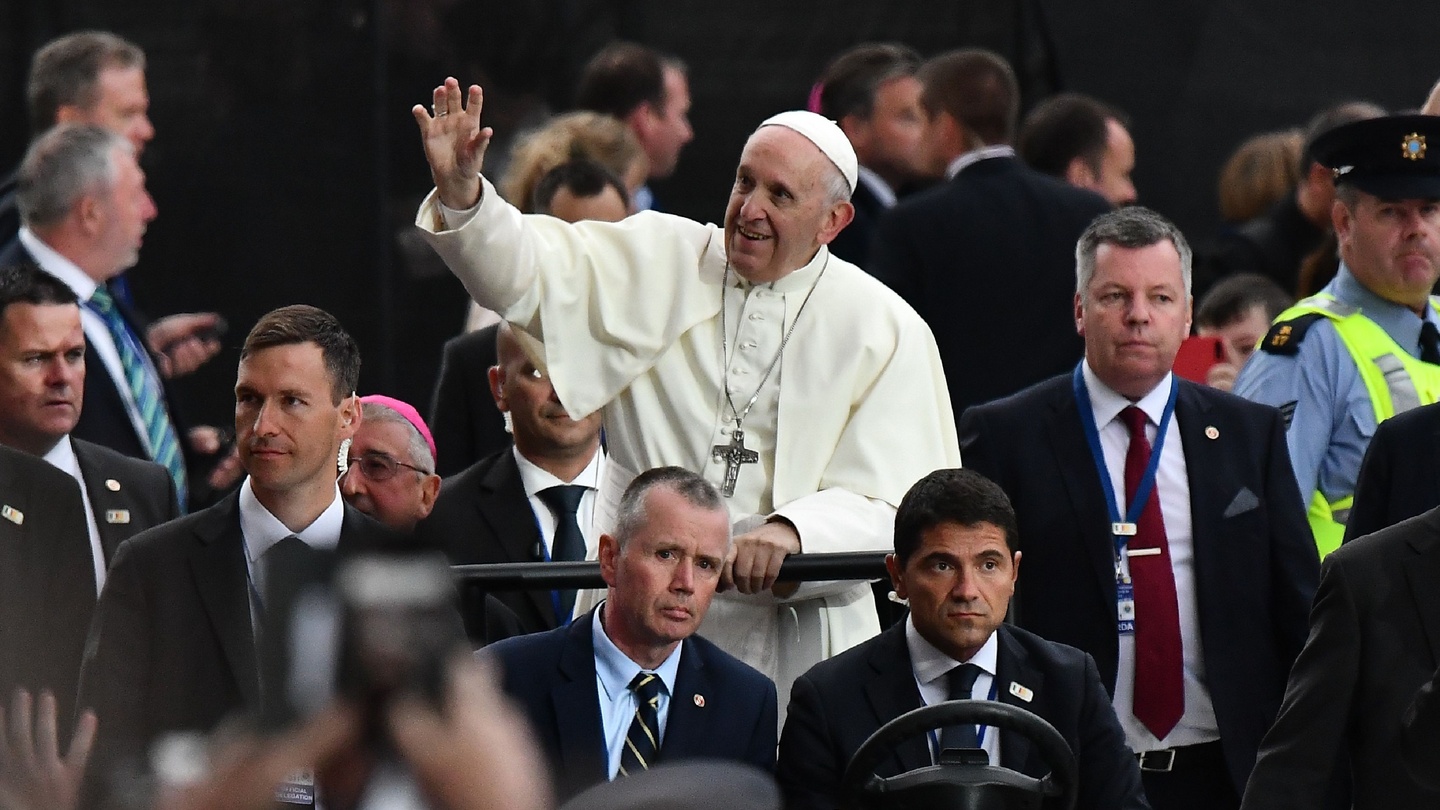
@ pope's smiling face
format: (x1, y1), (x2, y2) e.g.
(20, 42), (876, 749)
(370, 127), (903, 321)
(723, 126), (853, 285)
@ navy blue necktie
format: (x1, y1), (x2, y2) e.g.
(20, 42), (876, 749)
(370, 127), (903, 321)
(939, 663), (981, 752)
(538, 485), (587, 619)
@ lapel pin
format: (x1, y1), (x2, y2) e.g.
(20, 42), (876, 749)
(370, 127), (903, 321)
(105, 509), (131, 524)
(1204, 426), (1219, 440)
(1, 505), (22, 525)
(105, 478), (121, 491)
(1008, 682), (1033, 703)
(693, 694), (705, 707)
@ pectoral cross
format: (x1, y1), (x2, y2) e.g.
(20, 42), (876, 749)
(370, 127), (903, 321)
(711, 428), (759, 497)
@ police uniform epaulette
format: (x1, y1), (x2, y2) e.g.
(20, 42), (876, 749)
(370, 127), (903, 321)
(1259, 313), (1329, 356)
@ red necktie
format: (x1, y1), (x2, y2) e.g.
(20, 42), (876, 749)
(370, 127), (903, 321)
(1120, 405), (1184, 739)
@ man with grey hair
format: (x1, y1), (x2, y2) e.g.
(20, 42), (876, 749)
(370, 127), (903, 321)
(486, 465), (777, 802)
(0, 125), (237, 510)
(340, 394), (442, 533)
(959, 206), (1317, 810)
(1, 31), (154, 247)
(413, 78), (957, 708)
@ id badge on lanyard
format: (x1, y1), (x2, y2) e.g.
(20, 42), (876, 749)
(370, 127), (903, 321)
(1072, 365), (1176, 638)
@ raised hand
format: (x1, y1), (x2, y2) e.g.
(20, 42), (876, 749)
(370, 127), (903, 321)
(411, 78), (493, 211)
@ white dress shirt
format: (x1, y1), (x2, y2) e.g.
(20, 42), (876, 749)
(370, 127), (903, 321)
(513, 447), (605, 562)
(855, 166), (898, 209)
(1080, 362), (1220, 751)
(945, 144), (1017, 180)
(42, 437), (107, 595)
(20, 228), (157, 453)
(906, 618), (1002, 765)
(237, 477), (345, 630)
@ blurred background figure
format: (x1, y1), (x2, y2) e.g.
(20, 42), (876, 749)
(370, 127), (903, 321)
(574, 42), (692, 212)
(1018, 91), (1138, 206)
(1216, 129), (1303, 227)
(1193, 273), (1293, 391)
(813, 42), (929, 270)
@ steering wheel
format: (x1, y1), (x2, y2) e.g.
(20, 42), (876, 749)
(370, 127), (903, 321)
(840, 699), (1078, 810)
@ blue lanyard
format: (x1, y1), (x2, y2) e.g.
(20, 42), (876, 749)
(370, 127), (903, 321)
(1071, 364), (1178, 566)
(529, 509), (572, 626)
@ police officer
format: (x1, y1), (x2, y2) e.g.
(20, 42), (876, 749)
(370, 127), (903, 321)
(1235, 114), (1440, 557)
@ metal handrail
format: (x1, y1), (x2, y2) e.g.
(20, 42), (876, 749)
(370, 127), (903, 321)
(450, 550), (890, 590)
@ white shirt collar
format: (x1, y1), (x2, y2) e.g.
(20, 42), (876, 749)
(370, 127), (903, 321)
(1081, 360), (1174, 430)
(42, 435), (80, 477)
(513, 445), (603, 497)
(905, 615), (1000, 689)
(18, 228), (100, 301)
(856, 166), (898, 208)
(238, 476), (346, 564)
(945, 144), (1017, 180)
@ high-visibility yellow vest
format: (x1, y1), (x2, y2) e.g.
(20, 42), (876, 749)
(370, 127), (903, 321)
(1264, 293), (1440, 557)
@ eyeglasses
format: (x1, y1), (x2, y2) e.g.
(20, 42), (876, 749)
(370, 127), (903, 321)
(343, 452), (430, 482)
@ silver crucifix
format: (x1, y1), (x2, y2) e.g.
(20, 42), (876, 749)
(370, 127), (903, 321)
(711, 428), (759, 497)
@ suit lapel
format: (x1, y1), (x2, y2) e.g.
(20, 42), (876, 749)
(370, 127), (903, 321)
(1405, 513), (1440, 666)
(72, 441), (125, 563)
(861, 625), (932, 775)
(480, 454), (554, 625)
(1043, 387), (1116, 618)
(1175, 384), (1223, 604)
(994, 628), (1043, 774)
(188, 495), (260, 708)
(659, 637), (708, 759)
(552, 611), (608, 784)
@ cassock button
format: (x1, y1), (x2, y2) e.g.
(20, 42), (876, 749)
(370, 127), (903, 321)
(105, 478), (122, 491)
(1205, 426), (1219, 440)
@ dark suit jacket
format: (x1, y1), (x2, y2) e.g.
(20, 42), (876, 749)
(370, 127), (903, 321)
(0, 167), (16, 253)
(429, 324), (511, 477)
(1345, 401), (1440, 543)
(870, 156), (1111, 417)
(0, 241), (209, 502)
(959, 375), (1319, 794)
(77, 492), (400, 799)
(1240, 508), (1440, 810)
(777, 622), (1148, 810)
(487, 608), (777, 803)
(827, 179), (886, 271)
(418, 447), (557, 636)
(72, 438), (180, 563)
(1402, 660), (1440, 792)
(0, 445), (92, 731)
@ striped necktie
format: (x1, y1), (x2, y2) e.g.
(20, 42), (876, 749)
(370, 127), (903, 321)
(618, 672), (665, 776)
(86, 285), (187, 509)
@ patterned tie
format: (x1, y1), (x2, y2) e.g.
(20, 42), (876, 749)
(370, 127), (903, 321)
(1420, 321), (1440, 365)
(538, 485), (587, 620)
(618, 672), (665, 776)
(938, 663), (982, 752)
(86, 286), (187, 509)
(1120, 406), (1184, 739)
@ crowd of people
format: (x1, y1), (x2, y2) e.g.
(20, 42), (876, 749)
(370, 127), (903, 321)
(2, 26), (1440, 810)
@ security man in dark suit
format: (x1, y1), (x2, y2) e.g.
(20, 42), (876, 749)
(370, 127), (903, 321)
(78, 305), (402, 805)
(1344, 400), (1440, 541)
(486, 466), (776, 803)
(871, 48), (1111, 417)
(777, 468), (1148, 810)
(959, 207), (1318, 810)
(418, 322), (606, 637)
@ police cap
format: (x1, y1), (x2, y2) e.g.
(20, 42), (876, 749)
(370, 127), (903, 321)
(1310, 113), (1440, 200)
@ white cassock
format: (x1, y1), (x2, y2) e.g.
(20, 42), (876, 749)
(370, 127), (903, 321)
(416, 178), (961, 706)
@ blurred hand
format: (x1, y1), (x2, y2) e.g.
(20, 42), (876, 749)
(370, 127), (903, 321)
(388, 656), (552, 810)
(722, 520), (801, 596)
(153, 705), (357, 810)
(147, 313), (224, 378)
(1205, 361), (1239, 392)
(0, 690), (97, 810)
(411, 78), (492, 211)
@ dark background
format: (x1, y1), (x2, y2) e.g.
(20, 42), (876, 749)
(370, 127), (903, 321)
(3, 0), (1438, 429)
